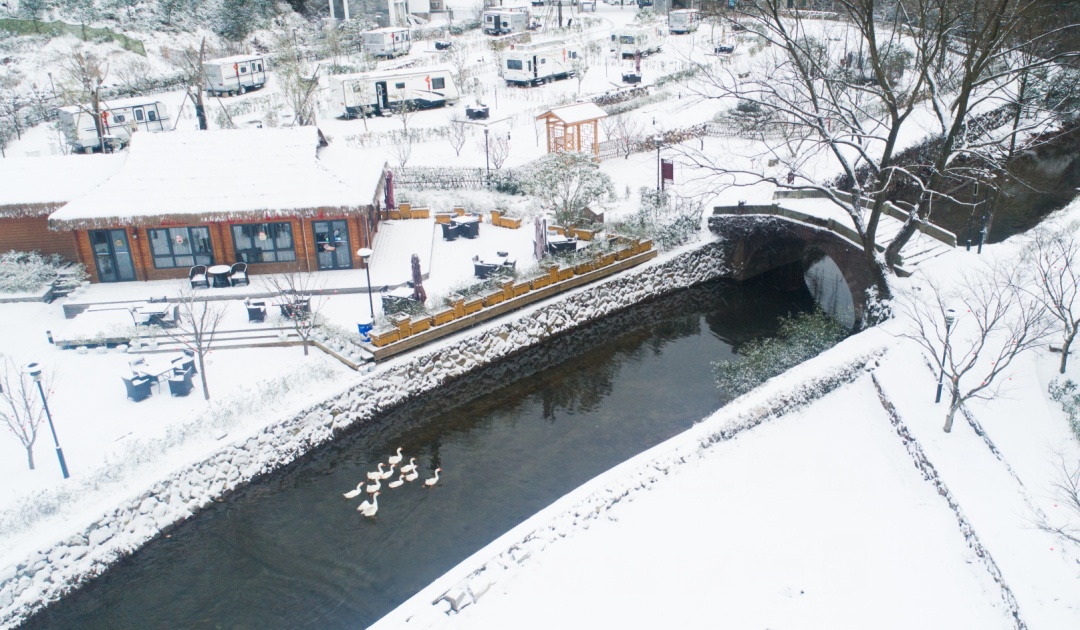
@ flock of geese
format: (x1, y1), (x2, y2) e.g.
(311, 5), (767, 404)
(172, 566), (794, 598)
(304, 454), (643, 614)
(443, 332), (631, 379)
(343, 447), (442, 518)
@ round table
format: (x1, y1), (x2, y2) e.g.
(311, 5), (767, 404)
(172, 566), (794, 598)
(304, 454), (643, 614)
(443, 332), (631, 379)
(207, 264), (232, 288)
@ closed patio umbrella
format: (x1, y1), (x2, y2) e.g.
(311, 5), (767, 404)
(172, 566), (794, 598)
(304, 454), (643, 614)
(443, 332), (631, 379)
(534, 216), (548, 261)
(411, 253), (427, 303)
(384, 170), (395, 213)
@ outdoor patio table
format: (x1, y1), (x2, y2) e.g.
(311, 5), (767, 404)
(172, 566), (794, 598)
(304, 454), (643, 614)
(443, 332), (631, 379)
(207, 264), (232, 288)
(135, 353), (184, 389)
(451, 215), (480, 238)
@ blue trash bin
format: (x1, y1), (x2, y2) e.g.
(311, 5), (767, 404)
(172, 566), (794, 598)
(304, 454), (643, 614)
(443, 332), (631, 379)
(357, 317), (374, 342)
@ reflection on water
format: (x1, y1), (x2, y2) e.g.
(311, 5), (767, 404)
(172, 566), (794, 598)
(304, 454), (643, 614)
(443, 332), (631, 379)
(21, 279), (815, 630)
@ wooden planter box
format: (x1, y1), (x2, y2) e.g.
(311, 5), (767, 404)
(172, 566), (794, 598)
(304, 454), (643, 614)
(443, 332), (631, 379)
(512, 280), (531, 297)
(548, 225), (567, 236)
(499, 217), (522, 229)
(635, 239), (654, 254)
(410, 317), (432, 335)
(483, 291), (505, 307)
(432, 308), (456, 326)
(369, 328), (400, 347)
(463, 297), (484, 315)
(435, 213), (454, 224)
(399, 203), (411, 213)
(491, 210), (502, 223)
(453, 207), (466, 216)
(557, 266), (574, 282)
(501, 280), (515, 301)
(530, 274), (551, 290)
(409, 207), (431, 220)
(388, 210), (403, 220)
(547, 265), (560, 284)
(574, 227), (599, 241)
(391, 314), (412, 339)
(444, 294), (465, 318)
(598, 252), (616, 267)
(574, 261), (594, 275)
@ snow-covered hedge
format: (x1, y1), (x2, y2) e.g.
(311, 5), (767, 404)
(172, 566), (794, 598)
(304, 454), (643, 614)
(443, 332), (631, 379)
(0, 251), (84, 294)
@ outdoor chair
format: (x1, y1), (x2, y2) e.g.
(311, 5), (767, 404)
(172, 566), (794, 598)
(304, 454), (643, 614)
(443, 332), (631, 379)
(473, 262), (499, 279)
(441, 222), (459, 241)
(246, 301), (266, 323)
(172, 354), (197, 375)
(168, 366), (194, 397)
(122, 375), (152, 402)
(229, 262), (249, 287)
(189, 265), (209, 289)
(154, 305), (180, 328)
(279, 299), (311, 320)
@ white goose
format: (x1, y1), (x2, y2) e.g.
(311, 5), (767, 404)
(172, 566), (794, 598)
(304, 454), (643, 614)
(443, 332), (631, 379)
(366, 463), (386, 481)
(423, 468), (442, 488)
(388, 475), (406, 489)
(366, 477), (381, 494)
(357, 492), (380, 518)
(343, 482), (365, 499)
(399, 457), (418, 475)
(388, 447), (404, 466)
(379, 463), (397, 480)
(404, 469), (419, 482)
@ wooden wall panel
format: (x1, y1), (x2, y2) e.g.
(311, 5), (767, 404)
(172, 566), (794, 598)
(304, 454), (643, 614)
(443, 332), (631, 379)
(0, 216), (80, 262)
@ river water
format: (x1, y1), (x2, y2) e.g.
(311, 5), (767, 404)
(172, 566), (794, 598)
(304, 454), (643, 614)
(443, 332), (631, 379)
(22, 278), (815, 630)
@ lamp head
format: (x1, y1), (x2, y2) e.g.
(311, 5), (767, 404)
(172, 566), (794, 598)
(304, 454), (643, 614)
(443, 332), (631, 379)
(944, 308), (956, 327)
(24, 362), (43, 382)
(356, 247), (374, 262)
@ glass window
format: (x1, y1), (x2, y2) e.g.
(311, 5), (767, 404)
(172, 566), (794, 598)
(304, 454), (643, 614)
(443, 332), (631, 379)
(507, 59), (523, 70)
(395, 82), (405, 89)
(114, 114), (125, 123)
(134, 109), (144, 121)
(432, 77), (446, 89)
(231, 222), (296, 264)
(148, 227), (214, 268)
(148, 110), (157, 121)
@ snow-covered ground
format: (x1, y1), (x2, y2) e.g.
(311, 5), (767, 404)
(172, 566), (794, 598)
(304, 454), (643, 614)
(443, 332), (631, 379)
(1, 6), (1079, 629)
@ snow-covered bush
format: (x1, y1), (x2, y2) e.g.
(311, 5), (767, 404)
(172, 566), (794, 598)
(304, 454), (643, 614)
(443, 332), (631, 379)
(711, 310), (848, 398)
(1049, 378), (1080, 441)
(0, 251), (84, 293)
(608, 188), (701, 251)
(520, 151), (615, 228)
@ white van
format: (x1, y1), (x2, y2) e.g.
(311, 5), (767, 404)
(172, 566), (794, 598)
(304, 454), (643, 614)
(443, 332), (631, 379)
(332, 65), (459, 118)
(483, 7), (530, 35)
(500, 41), (581, 86)
(363, 27), (411, 58)
(669, 9), (701, 34)
(58, 96), (170, 153)
(612, 27), (662, 59)
(204, 55), (267, 97)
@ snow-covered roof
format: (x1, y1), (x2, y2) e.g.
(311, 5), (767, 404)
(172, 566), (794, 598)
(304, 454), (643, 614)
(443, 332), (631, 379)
(57, 94), (170, 114)
(316, 143), (387, 205)
(49, 127), (378, 230)
(537, 102), (608, 125)
(365, 26), (410, 33)
(333, 64), (455, 82)
(0, 154), (126, 217)
(205, 54), (266, 66)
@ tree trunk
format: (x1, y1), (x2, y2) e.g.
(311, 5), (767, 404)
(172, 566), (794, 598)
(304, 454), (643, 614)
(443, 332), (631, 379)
(198, 354), (210, 399)
(1061, 329), (1076, 374)
(943, 390), (961, 433)
(302, 338), (310, 356)
(26, 446), (35, 470)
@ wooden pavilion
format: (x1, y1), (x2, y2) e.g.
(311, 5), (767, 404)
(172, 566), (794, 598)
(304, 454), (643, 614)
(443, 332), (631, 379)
(536, 102), (608, 158)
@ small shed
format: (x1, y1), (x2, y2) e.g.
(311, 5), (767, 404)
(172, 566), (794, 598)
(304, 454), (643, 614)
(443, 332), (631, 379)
(536, 102), (608, 159)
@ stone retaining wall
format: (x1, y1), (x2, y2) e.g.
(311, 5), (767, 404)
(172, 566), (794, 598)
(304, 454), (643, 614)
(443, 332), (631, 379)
(0, 238), (731, 627)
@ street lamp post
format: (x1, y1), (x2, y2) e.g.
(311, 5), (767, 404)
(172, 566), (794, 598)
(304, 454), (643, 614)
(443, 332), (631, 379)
(24, 362), (69, 479)
(484, 127), (490, 185)
(357, 248), (375, 322)
(934, 309), (956, 404)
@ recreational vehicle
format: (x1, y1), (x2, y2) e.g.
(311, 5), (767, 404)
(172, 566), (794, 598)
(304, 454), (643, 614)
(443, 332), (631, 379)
(362, 27), (412, 58)
(500, 41), (581, 86)
(204, 54), (267, 97)
(58, 96), (170, 153)
(332, 65), (459, 118)
(483, 6), (530, 35)
(668, 9), (700, 34)
(613, 27), (662, 59)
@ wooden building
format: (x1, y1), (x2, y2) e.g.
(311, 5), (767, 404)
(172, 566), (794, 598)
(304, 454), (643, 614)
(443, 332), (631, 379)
(48, 127), (387, 283)
(0, 155), (124, 262)
(536, 102), (608, 158)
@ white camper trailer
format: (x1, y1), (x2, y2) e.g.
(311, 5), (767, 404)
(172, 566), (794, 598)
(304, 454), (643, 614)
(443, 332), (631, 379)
(362, 27), (412, 58)
(500, 41), (581, 86)
(483, 7), (530, 35)
(58, 96), (170, 153)
(204, 54), (267, 97)
(668, 9), (700, 34)
(612, 27), (662, 59)
(332, 65), (459, 118)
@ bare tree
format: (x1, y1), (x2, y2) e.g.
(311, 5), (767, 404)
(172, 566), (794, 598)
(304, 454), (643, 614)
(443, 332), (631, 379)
(262, 272), (326, 356)
(393, 91), (417, 136)
(0, 72), (25, 144)
(1035, 453), (1080, 546)
(0, 357), (46, 471)
(680, 1), (1080, 297)
(444, 39), (472, 95)
(388, 129), (414, 168)
(1021, 220), (1080, 373)
(60, 48), (109, 153)
(275, 33), (320, 126)
(900, 262), (1052, 432)
(601, 113), (643, 159)
(166, 38), (213, 131)
(164, 289), (228, 400)
(489, 131), (510, 169)
(448, 116), (468, 156)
